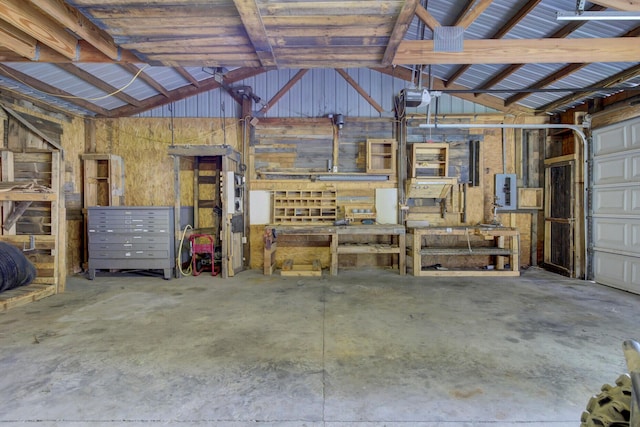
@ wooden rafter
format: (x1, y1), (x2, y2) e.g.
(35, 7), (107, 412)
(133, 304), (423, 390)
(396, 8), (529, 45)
(445, 0), (541, 87)
(0, 20), (37, 60)
(505, 63), (587, 106)
(538, 64), (640, 113)
(107, 67), (271, 118)
(260, 69), (308, 114)
(454, 0), (494, 29)
(233, 0), (277, 67)
(470, 5), (605, 91)
(175, 67), (200, 88)
(414, 4), (441, 31)
(382, 0), (419, 66)
(589, 0), (640, 10)
(120, 63), (170, 98)
(0, 64), (110, 116)
(29, 0), (119, 60)
(0, 0), (77, 59)
(504, 24), (640, 106)
(55, 63), (143, 107)
(335, 69), (384, 114)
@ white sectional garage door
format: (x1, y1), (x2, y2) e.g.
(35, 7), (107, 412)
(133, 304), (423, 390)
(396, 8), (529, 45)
(591, 117), (640, 294)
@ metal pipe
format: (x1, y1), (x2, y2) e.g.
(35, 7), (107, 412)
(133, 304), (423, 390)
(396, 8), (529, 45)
(419, 122), (589, 278)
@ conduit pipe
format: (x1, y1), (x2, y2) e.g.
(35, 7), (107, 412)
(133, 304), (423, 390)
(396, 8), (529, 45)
(418, 122), (589, 278)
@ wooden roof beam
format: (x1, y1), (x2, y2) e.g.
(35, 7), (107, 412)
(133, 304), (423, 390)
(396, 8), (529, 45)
(589, 0), (640, 10)
(233, 0), (277, 67)
(120, 63), (170, 98)
(28, 0), (119, 60)
(56, 63), (143, 107)
(0, 64), (111, 116)
(382, 0), (419, 66)
(260, 69), (308, 114)
(395, 37), (640, 65)
(470, 4), (605, 91)
(0, 20), (37, 60)
(414, 4), (441, 32)
(445, 0), (541, 87)
(505, 63), (587, 106)
(454, 0), (494, 28)
(107, 67), (271, 118)
(335, 69), (384, 114)
(175, 67), (200, 88)
(0, 0), (77, 60)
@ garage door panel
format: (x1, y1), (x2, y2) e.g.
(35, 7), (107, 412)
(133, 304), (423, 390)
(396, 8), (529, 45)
(593, 187), (627, 215)
(592, 116), (640, 294)
(631, 121), (640, 148)
(593, 218), (629, 252)
(594, 124), (627, 155)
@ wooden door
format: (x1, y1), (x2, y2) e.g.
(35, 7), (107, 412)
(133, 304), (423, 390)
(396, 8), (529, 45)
(544, 160), (575, 276)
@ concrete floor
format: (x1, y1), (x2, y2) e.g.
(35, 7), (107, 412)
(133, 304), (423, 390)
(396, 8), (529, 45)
(0, 267), (638, 427)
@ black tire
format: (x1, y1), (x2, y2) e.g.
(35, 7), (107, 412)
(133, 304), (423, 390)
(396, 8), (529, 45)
(580, 374), (631, 427)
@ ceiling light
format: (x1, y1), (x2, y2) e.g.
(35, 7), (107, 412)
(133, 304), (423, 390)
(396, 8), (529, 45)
(556, 11), (640, 21)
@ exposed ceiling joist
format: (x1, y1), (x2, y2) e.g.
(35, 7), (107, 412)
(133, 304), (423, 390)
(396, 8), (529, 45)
(505, 63), (587, 106)
(233, 0), (277, 67)
(0, 20), (38, 60)
(394, 37), (640, 65)
(0, 0), (78, 60)
(29, 0), (119, 60)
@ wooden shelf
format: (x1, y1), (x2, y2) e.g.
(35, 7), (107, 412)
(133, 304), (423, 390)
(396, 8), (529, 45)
(272, 189), (337, 223)
(410, 143), (449, 178)
(407, 226), (519, 277)
(366, 139), (397, 174)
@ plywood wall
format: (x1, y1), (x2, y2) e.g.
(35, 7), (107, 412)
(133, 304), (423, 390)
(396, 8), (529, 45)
(94, 118), (241, 207)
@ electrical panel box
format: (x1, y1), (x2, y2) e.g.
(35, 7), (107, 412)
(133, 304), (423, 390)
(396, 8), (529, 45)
(495, 173), (517, 211)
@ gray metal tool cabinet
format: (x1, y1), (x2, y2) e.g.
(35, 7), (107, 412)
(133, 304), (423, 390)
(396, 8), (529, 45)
(87, 206), (174, 280)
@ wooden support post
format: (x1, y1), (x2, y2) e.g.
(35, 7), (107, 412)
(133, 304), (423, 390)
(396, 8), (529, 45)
(173, 154), (181, 278)
(1, 150), (15, 235)
(495, 235), (505, 270)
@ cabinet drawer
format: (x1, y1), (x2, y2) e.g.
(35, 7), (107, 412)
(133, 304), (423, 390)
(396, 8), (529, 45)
(89, 249), (171, 259)
(89, 242), (169, 251)
(88, 234), (169, 244)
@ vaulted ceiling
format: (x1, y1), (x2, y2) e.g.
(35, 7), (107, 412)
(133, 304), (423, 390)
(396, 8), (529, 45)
(0, 0), (639, 117)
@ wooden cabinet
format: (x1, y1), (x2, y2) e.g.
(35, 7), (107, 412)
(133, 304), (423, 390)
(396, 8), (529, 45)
(410, 143), (449, 178)
(272, 189), (337, 223)
(407, 226), (519, 277)
(366, 139), (397, 174)
(81, 154), (124, 208)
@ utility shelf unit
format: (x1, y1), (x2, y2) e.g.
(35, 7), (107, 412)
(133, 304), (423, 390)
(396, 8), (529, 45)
(407, 226), (520, 277)
(366, 139), (397, 174)
(272, 189), (337, 223)
(410, 143), (449, 178)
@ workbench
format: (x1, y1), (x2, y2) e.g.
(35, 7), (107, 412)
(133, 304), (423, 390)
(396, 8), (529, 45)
(263, 224), (406, 275)
(407, 226), (519, 277)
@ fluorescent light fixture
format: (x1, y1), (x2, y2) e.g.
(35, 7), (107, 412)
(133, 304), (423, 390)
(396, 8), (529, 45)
(557, 11), (640, 21)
